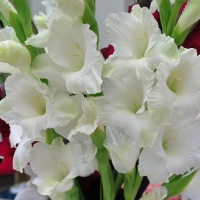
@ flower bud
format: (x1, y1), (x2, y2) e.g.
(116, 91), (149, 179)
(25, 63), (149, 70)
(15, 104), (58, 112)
(0, 40), (31, 67)
(0, 0), (17, 21)
(33, 12), (48, 31)
(176, 0), (200, 33)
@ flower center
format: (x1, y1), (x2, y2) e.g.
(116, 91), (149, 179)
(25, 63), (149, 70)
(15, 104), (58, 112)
(166, 67), (188, 94)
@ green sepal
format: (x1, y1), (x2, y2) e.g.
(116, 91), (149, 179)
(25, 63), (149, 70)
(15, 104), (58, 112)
(90, 127), (106, 150)
(157, 0), (172, 34)
(172, 24), (193, 46)
(166, 0), (186, 36)
(45, 128), (61, 145)
(12, 0), (33, 38)
(163, 170), (197, 199)
(66, 179), (83, 200)
(82, 2), (99, 44)
(9, 11), (26, 44)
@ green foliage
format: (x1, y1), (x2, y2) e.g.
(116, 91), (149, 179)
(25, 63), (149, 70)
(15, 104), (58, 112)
(157, 0), (172, 33)
(0, 12), (10, 27)
(84, 0), (95, 15)
(166, 0), (186, 35)
(12, 0), (33, 38)
(9, 11), (26, 44)
(163, 170), (197, 199)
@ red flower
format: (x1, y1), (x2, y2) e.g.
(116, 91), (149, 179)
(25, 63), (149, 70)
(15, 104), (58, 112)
(0, 119), (15, 175)
(100, 44), (114, 59)
(183, 23), (200, 55)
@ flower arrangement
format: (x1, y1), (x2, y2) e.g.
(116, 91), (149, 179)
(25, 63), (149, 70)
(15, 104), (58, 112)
(0, 0), (200, 199)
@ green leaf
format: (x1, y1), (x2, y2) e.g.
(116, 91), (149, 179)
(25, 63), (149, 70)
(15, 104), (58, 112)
(166, 0), (186, 36)
(157, 0), (172, 34)
(0, 12), (10, 27)
(12, 0), (33, 38)
(84, 0), (95, 15)
(9, 11), (26, 44)
(163, 170), (197, 199)
(172, 24), (193, 46)
(82, 2), (99, 44)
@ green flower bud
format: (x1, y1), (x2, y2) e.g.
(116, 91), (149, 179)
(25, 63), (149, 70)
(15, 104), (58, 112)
(0, 40), (31, 67)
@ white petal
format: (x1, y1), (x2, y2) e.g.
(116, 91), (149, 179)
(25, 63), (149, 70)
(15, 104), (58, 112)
(47, 20), (103, 94)
(106, 5), (160, 58)
(139, 147), (169, 183)
(13, 137), (43, 173)
(25, 29), (50, 48)
(32, 54), (66, 89)
(9, 125), (23, 148)
(140, 186), (167, 200)
(104, 126), (140, 173)
(0, 62), (20, 74)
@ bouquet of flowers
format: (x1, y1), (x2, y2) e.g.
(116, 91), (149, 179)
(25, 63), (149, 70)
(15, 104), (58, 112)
(0, 0), (200, 199)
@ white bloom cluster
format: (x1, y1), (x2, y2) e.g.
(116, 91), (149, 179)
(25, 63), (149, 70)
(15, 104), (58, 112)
(101, 4), (200, 186)
(0, 1), (200, 199)
(0, 0), (101, 199)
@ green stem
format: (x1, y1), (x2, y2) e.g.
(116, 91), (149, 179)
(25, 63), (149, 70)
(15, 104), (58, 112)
(96, 148), (115, 200)
(132, 171), (143, 199)
(124, 167), (136, 200)
(91, 128), (115, 200)
(115, 173), (124, 195)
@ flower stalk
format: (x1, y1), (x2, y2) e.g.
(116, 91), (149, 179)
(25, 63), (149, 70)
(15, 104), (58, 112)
(91, 128), (115, 200)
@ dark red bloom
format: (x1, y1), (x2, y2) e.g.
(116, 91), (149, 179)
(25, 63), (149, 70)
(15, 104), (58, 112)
(100, 44), (115, 59)
(0, 119), (15, 175)
(183, 24), (200, 55)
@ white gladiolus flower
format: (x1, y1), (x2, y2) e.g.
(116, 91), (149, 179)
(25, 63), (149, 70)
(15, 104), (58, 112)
(0, 73), (77, 133)
(148, 48), (200, 124)
(26, 0), (85, 48)
(55, 94), (100, 141)
(104, 5), (179, 81)
(42, 0), (84, 26)
(104, 126), (140, 173)
(9, 125), (45, 172)
(31, 19), (103, 94)
(140, 186), (167, 200)
(30, 137), (97, 200)
(101, 73), (159, 147)
(138, 117), (200, 184)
